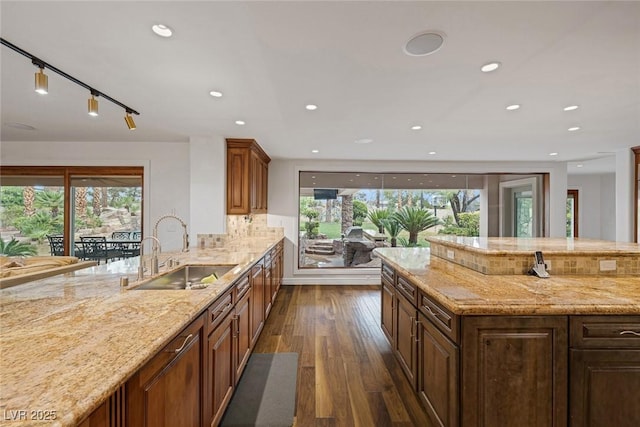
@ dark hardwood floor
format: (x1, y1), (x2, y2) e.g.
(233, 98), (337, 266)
(253, 285), (433, 427)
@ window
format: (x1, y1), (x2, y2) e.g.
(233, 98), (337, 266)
(1, 166), (143, 257)
(298, 171), (547, 269)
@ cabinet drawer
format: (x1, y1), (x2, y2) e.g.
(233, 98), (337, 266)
(208, 290), (234, 331)
(235, 273), (251, 300)
(419, 291), (459, 343)
(570, 316), (640, 348)
(396, 274), (418, 306)
(381, 263), (395, 285)
(138, 314), (204, 386)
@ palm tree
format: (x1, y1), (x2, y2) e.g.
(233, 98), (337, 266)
(0, 238), (37, 256)
(75, 187), (87, 216)
(35, 191), (63, 218)
(367, 209), (390, 233)
(23, 186), (35, 216)
(393, 206), (439, 246)
(382, 218), (401, 247)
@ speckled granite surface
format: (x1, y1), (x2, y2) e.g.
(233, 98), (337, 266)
(374, 247), (640, 315)
(0, 236), (282, 427)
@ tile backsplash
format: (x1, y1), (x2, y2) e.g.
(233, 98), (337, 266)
(196, 214), (284, 248)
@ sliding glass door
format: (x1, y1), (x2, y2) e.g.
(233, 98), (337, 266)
(1, 166), (143, 257)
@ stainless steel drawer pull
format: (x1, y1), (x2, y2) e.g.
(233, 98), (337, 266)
(422, 304), (436, 316)
(620, 330), (640, 336)
(166, 334), (193, 353)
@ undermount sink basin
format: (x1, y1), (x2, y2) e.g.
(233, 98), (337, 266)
(133, 265), (236, 290)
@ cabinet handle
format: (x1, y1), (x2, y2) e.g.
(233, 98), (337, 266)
(620, 330), (640, 337)
(422, 303), (437, 318)
(213, 302), (233, 319)
(166, 334), (193, 353)
(415, 319), (420, 343)
(410, 316), (415, 339)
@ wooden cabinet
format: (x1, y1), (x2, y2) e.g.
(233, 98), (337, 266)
(264, 253), (273, 318)
(250, 261), (265, 347)
(206, 300), (235, 427)
(380, 264), (396, 343)
(226, 139), (270, 215)
(417, 311), (459, 427)
(79, 387), (125, 427)
(126, 315), (205, 427)
(235, 275), (252, 382)
(569, 316), (640, 427)
(394, 286), (418, 389)
(461, 316), (568, 427)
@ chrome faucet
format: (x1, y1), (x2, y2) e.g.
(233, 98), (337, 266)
(153, 214), (189, 252)
(137, 236), (161, 280)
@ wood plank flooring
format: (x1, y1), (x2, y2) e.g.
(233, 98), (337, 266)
(253, 285), (433, 427)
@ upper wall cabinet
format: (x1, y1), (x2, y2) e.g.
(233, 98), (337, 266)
(226, 139), (271, 214)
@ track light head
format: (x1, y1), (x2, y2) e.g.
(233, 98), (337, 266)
(34, 67), (48, 95)
(124, 111), (136, 130)
(88, 91), (99, 116)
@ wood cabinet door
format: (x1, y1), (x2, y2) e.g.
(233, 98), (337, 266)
(417, 312), (459, 427)
(260, 160), (268, 211)
(250, 151), (260, 211)
(264, 258), (273, 318)
(226, 147), (250, 214)
(250, 263), (265, 347)
(394, 292), (418, 389)
(570, 349), (640, 427)
(381, 278), (394, 344)
(126, 316), (204, 427)
(235, 289), (252, 382)
(207, 310), (235, 427)
(461, 316), (568, 427)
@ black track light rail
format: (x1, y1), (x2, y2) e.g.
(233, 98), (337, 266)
(1, 37), (140, 115)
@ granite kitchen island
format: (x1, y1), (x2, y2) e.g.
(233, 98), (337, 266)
(374, 239), (639, 427)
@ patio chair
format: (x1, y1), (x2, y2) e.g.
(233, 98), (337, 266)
(46, 235), (65, 256)
(80, 236), (123, 264)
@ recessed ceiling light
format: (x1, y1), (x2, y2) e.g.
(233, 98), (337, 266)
(451, 175), (457, 178)
(407, 178), (412, 181)
(576, 164), (584, 168)
(354, 138), (373, 144)
(428, 151), (436, 155)
(374, 177), (379, 180)
(564, 105), (579, 111)
(506, 104), (520, 111)
(152, 24), (173, 38)
(392, 176), (397, 179)
(349, 179), (354, 182)
(568, 126), (580, 132)
(305, 104), (317, 111)
(411, 125), (422, 130)
(311, 176), (316, 179)
(4, 122), (36, 130)
(235, 120), (245, 125)
(311, 149), (319, 153)
(549, 152), (559, 156)
(355, 174), (360, 177)
(481, 62), (501, 73)
(209, 90), (222, 98)
(404, 31), (445, 56)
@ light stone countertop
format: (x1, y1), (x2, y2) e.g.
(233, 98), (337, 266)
(425, 235), (640, 255)
(0, 236), (282, 427)
(374, 247), (640, 315)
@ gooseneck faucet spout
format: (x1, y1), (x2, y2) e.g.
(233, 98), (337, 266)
(137, 236), (161, 281)
(153, 214), (189, 253)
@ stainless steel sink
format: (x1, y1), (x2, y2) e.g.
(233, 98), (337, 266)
(132, 265), (236, 290)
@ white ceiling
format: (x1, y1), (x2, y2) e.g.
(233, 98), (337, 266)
(1, 1), (638, 172)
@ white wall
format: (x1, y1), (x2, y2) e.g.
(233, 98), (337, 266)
(568, 171), (629, 242)
(268, 158), (569, 285)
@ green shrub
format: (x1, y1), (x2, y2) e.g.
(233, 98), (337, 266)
(0, 238), (37, 256)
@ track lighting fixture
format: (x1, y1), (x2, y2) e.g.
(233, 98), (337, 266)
(88, 91), (99, 116)
(1, 37), (140, 129)
(34, 64), (48, 95)
(124, 111), (136, 130)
